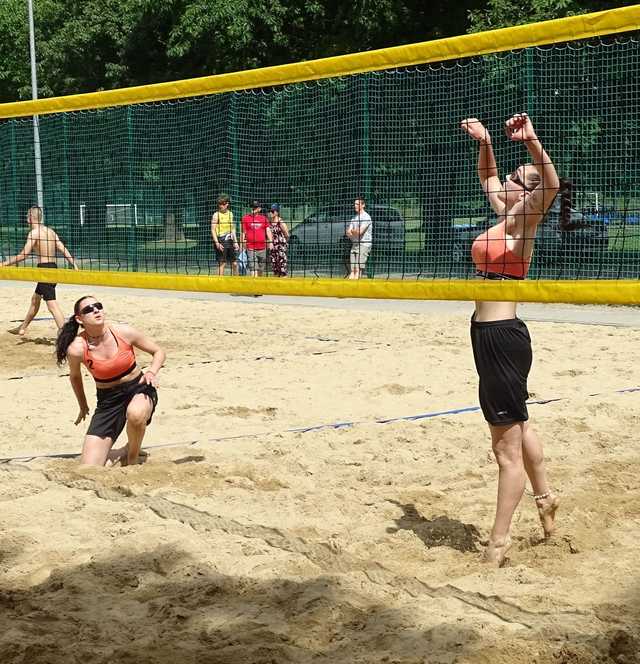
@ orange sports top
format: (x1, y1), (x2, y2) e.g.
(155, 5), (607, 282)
(82, 328), (137, 383)
(471, 220), (531, 279)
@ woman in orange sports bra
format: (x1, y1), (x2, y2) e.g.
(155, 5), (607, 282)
(55, 295), (166, 466)
(460, 113), (565, 565)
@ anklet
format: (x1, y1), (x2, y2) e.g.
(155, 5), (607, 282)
(533, 491), (550, 500)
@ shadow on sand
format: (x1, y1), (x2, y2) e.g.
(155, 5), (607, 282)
(386, 501), (481, 553)
(0, 545), (482, 664)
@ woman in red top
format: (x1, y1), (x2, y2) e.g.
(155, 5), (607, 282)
(55, 295), (165, 466)
(460, 113), (563, 565)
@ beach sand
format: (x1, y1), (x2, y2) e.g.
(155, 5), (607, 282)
(0, 284), (639, 663)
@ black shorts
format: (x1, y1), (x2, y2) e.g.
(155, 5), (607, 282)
(34, 262), (57, 301)
(216, 235), (237, 263)
(470, 315), (532, 425)
(86, 376), (158, 442)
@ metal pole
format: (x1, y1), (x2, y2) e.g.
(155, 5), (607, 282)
(27, 0), (44, 210)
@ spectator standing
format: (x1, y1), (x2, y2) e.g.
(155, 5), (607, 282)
(346, 197), (372, 279)
(268, 203), (289, 277)
(211, 194), (239, 276)
(241, 200), (272, 277)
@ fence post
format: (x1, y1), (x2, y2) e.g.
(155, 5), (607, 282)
(10, 122), (18, 241)
(230, 93), (240, 206)
(126, 107), (138, 272)
(362, 76), (375, 277)
(62, 115), (71, 233)
(525, 48), (535, 118)
(362, 75), (371, 200)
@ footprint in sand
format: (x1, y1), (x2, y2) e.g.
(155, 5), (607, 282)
(18, 337), (55, 347)
(380, 384), (422, 395)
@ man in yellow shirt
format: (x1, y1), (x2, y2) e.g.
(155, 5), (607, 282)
(210, 194), (240, 276)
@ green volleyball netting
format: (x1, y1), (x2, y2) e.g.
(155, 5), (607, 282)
(1, 33), (639, 281)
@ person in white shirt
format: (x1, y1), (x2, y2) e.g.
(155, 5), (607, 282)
(346, 197), (372, 280)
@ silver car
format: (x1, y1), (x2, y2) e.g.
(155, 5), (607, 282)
(288, 204), (407, 276)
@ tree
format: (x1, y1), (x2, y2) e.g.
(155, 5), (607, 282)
(0, 0), (494, 102)
(467, 0), (634, 32)
(0, 0), (147, 100)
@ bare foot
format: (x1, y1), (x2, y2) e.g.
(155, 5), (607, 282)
(105, 446), (127, 467)
(483, 535), (512, 567)
(8, 327), (25, 336)
(121, 449), (149, 467)
(536, 494), (560, 538)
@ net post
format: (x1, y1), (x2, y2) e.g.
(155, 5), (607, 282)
(27, 0), (44, 210)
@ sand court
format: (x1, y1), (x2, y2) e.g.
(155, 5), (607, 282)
(0, 284), (639, 663)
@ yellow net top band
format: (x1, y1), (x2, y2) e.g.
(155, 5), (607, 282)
(0, 4), (638, 119)
(1, 268), (640, 306)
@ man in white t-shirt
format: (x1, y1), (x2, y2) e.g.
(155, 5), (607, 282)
(346, 197), (372, 280)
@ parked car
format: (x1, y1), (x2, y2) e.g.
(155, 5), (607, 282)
(288, 204), (407, 275)
(447, 198), (608, 268)
(583, 209), (640, 226)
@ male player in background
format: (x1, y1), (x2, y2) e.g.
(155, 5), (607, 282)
(1, 205), (79, 335)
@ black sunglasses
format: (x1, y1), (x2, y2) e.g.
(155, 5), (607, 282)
(79, 302), (104, 315)
(509, 169), (534, 192)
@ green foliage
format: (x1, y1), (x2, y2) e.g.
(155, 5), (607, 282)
(0, 0), (490, 102)
(0, 0), (31, 100)
(467, 0), (632, 32)
(0, 0), (147, 99)
(0, 0), (635, 102)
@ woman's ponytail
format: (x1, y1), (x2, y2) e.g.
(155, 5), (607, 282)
(56, 317), (80, 365)
(558, 178), (574, 230)
(55, 295), (93, 365)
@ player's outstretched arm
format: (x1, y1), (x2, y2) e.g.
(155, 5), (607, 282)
(1, 233), (35, 267)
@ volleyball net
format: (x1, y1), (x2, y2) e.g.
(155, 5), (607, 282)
(0, 6), (639, 304)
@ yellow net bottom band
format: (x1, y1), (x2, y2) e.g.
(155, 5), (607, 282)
(1, 267), (639, 305)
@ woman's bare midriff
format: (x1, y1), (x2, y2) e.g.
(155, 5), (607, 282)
(95, 371), (143, 391)
(474, 299), (518, 322)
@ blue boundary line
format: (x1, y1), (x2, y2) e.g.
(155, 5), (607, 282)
(1, 386), (638, 464)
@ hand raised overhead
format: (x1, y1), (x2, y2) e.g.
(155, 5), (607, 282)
(504, 112), (538, 143)
(460, 117), (491, 142)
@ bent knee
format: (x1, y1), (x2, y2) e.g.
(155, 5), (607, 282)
(80, 435), (113, 466)
(126, 398), (151, 426)
(127, 409), (148, 427)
